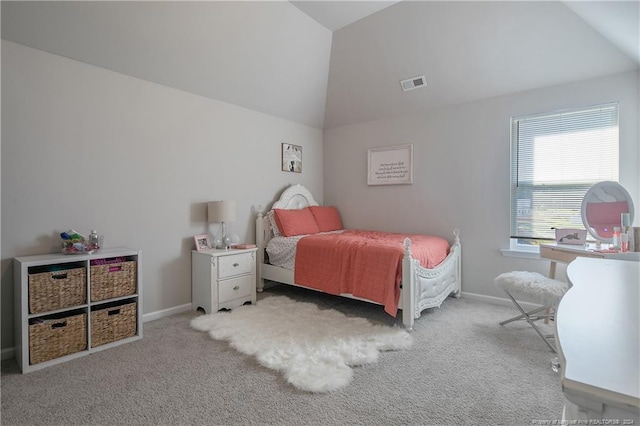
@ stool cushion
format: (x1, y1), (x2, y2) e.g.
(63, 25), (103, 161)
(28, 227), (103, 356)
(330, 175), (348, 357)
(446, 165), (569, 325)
(495, 271), (568, 307)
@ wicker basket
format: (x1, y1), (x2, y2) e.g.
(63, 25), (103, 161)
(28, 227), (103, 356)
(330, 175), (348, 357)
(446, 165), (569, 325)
(90, 260), (137, 302)
(29, 267), (87, 314)
(90, 302), (137, 348)
(29, 313), (87, 365)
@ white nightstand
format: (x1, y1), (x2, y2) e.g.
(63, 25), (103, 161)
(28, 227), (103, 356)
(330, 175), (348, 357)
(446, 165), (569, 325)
(191, 247), (257, 314)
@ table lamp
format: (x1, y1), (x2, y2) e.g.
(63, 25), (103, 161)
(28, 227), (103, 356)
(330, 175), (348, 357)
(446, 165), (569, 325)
(208, 200), (236, 249)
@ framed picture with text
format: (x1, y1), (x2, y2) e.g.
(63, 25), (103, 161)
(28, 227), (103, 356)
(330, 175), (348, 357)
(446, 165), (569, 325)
(367, 144), (413, 185)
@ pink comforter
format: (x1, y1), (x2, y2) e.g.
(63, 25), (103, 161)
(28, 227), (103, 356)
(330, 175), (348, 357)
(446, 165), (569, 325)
(293, 230), (450, 317)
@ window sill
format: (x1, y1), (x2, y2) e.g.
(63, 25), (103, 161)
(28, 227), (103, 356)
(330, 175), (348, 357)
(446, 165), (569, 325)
(500, 248), (541, 260)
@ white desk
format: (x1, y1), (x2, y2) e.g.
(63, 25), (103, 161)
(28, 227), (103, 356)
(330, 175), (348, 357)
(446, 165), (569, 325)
(556, 257), (640, 422)
(540, 243), (640, 279)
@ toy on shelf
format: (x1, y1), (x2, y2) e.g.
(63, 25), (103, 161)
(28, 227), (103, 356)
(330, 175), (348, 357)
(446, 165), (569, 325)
(60, 229), (101, 254)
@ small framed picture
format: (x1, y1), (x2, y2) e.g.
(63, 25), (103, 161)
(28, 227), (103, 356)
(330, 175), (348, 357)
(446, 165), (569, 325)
(554, 228), (587, 245)
(282, 143), (302, 173)
(194, 234), (212, 251)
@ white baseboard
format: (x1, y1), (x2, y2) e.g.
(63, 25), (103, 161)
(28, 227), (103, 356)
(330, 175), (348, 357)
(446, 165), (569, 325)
(142, 303), (193, 323)
(2, 347), (15, 361)
(460, 291), (543, 311)
(1, 303), (194, 362)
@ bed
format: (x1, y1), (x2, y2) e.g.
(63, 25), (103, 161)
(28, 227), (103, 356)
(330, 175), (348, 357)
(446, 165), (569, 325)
(256, 184), (462, 330)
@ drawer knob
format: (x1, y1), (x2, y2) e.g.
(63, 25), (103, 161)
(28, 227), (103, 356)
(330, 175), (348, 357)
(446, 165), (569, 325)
(233, 286), (240, 291)
(233, 263), (239, 267)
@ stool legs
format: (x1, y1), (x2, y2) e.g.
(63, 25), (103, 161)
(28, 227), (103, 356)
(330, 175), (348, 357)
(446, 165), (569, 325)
(500, 290), (557, 353)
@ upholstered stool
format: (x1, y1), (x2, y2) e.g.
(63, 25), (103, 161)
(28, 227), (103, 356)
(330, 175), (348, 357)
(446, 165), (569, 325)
(494, 271), (569, 353)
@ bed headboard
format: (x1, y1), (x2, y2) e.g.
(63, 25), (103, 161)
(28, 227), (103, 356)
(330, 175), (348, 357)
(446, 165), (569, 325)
(271, 184), (319, 210)
(256, 184), (319, 261)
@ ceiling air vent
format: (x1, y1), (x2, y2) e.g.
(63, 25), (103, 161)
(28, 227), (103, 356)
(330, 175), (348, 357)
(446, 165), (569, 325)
(400, 75), (426, 92)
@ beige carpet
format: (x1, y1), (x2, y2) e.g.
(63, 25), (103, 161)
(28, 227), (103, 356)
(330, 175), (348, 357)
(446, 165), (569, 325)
(1, 284), (564, 425)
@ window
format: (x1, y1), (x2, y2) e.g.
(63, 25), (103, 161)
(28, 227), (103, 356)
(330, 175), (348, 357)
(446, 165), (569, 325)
(510, 103), (619, 247)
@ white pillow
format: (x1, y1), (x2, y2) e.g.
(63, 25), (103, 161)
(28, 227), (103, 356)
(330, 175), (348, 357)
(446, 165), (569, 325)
(267, 210), (282, 237)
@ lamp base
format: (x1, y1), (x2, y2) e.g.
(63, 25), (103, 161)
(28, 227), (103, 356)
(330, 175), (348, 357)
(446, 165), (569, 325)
(215, 222), (231, 250)
(221, 235), (231, 250)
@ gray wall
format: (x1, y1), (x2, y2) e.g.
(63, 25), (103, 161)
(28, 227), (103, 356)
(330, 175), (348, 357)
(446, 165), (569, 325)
(323, 70), (640, 300)
(1, 41), (324, 350)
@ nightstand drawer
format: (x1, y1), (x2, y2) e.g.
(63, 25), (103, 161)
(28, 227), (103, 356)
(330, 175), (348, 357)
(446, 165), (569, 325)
(218, 275), (253, 303)
(218, 253), (253, 279)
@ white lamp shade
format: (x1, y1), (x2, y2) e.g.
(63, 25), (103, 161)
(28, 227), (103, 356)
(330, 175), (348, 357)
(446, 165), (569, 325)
(208, 200), (236, 223)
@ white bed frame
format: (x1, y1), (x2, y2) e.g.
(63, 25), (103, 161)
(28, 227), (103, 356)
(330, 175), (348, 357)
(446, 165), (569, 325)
(256, 184), (462, 330)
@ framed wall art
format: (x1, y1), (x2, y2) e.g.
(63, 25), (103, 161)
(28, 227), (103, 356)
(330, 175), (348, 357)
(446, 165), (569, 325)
(282, 143), (302, 173)
(193, 234), (212, 252)
(367, 144), (413, 185)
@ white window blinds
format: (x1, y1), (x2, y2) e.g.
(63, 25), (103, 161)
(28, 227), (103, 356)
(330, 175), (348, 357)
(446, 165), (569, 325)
(510, 103), (619, 242)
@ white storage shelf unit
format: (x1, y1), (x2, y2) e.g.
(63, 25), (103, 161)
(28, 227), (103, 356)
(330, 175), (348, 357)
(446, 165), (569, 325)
(14, 248), (143, 373)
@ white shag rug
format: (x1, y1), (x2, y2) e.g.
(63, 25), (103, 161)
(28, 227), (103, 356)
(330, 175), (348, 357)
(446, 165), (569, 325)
(190, 296), (413, 393)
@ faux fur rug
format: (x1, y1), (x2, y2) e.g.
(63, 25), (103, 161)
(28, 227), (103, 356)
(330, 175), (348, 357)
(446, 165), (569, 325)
(190, 296), (413, 392)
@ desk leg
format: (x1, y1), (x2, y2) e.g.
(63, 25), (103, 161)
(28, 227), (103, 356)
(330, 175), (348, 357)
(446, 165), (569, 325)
(549, 261), (557, 279)
(545, 261), (558, 324)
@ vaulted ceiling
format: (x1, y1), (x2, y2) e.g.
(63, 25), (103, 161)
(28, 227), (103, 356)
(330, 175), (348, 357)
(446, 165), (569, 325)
(291, 1), (399, 31)
(2, 1), (638, 130)
(322, 1), (639, 128)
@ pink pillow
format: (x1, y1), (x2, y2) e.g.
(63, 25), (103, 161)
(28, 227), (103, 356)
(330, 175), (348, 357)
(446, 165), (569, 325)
(273, 208), (320, 237)
(309, 206), (343, 232)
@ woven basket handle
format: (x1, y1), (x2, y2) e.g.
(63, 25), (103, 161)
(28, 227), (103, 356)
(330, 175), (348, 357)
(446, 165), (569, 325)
(51, 320), (67, 329)
(51, 273), (68, 280)
(108, 309), (121, 316)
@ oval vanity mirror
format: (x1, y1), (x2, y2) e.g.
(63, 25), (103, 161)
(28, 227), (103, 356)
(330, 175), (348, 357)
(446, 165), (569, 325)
(581, 181), (635, 243)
